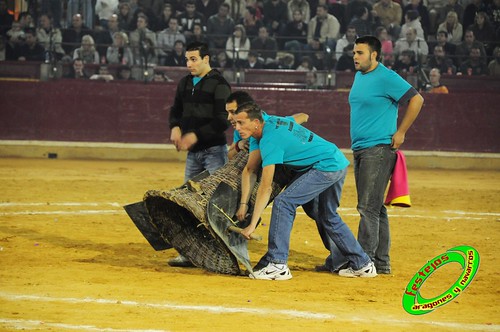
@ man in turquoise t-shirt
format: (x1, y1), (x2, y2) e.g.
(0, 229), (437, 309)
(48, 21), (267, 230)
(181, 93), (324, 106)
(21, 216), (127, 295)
(348, 35), (424, 275)
(233, 102), (376, 280)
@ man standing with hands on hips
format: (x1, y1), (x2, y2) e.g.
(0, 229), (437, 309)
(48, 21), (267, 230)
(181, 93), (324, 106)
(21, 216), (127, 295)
(168, 41), (231, 267)
(349, 35), (424, 275)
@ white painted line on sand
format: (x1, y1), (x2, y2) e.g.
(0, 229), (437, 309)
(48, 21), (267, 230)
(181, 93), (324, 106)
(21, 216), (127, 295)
(0, 318), (168, 332)
(1, 292), (498, 331)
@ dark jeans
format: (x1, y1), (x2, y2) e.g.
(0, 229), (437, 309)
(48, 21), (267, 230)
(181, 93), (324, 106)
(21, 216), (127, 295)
(354, 144), (397, 272)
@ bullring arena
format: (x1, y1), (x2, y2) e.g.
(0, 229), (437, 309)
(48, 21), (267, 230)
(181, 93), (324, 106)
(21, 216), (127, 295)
(0, 75), (499, 331)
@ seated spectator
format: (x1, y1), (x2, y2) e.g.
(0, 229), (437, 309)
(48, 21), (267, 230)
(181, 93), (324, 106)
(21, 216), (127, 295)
(287, 0), (310, 24)
(177, 0), (206, 40)
(426, 45), (456, 74)
(375, 26), (394, 66)
(296, 55), (317, 71)
(18, 11), (35, 30)
(224, 0), (246, 22)
(393, 49), (418, 74)
(152, 70), (173, 82)
(335, 44), (355, 72)
(64, 58), (89, 79)
(402, 0), (430, 38)
(283, 9), (308, 60)
(66, 0), (93, 30)
(212, 49), (233, 68)
(488, 46), (500, 75)
(156, 3), (174, 32)
(106, 31), (133, 65)
(6, 21), (25, 52)
(458, 46), (488, 75)
(335, 25), (357, 60)
(0, 35), (6, 61)
(422, 68), (449, 93)
(399, 9), (424, 39)
(129, 14), (157, 66)
(455, 29), (487, 66)
(306, 4), (339, 55)
(94, 0), (119, 30)
(206, 3), (235, 50)
(62, 13), (93, 55)
(242, 50), (264, 68)
(37, 13), (66, 60)
(157, 17), (186, 65)
(90, 64), (114, 81)
(239, 6), (263, 38)
(262, 0), (287, 38)
(117, 65), (134, 80)
(436, 11), (463, 45)
(94, 14), (120, 57)
(437, 0), (464, 27)
(463, 0), (484, 31)
(139, 37), (159, 66)
(250, 25), (278, 68)
(14, 28), (46, 62)
(394, 27), (428, 65)
(225, 24), (250, 67)
(186, 22), (209, 45)
(73, 34), (100, 64)
(195, 0), (219, 22)
(276, 52), (295, 69)
(304, 70), (319, 89)
(349, 5), (375, 37)
(117, 2), (134, 32)
(165, 39), (187, 66)
(468, 11), (496, 55)
(428, 30), (457, 63)
(372, 0), (402, 41)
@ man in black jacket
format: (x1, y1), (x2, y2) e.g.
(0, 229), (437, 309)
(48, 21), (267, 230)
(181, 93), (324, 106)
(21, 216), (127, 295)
(168, 41), (231, 267)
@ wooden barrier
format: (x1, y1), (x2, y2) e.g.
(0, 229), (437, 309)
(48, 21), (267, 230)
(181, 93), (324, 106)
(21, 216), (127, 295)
(1, 79), (499, 153)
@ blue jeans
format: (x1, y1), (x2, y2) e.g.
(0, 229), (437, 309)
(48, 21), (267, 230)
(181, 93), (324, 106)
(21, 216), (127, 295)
(184, 145), (228, 182)
(354, 145), (397, 272)
(256, 167), (371, 270)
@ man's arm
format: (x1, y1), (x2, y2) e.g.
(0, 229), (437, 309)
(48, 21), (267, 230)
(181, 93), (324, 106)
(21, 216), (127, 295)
(292, 112), (309, 124)
(240, 164), (275, 240)
(236, 149), (262, 221)
(392, 93), (424, 148)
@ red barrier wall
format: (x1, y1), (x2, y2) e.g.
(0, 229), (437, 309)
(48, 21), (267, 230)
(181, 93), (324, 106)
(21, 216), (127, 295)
(1, 79), (499, 153)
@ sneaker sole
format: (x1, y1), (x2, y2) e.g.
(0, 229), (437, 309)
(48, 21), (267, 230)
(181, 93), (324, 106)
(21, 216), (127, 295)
(250, 272), (292, 281)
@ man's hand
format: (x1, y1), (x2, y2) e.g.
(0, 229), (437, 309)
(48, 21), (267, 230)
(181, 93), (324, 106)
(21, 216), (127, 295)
(240, 223), (257, 240)
(178, 132), (198, 151)
(391, 131), (405, 149)
(170, 127), (182, 150)
(236, 203), (248, 222)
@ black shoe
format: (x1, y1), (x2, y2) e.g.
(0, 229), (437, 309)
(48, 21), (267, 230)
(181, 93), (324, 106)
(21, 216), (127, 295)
(314, 264), (333, 273)
(168, 255), (195, 267)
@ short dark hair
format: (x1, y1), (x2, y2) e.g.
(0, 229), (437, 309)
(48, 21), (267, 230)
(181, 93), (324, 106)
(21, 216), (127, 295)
(355, 35), (382, 61)
(186, 41), (210, 58)
(235, 102), (263, 122)
(226, 91), (254, 106)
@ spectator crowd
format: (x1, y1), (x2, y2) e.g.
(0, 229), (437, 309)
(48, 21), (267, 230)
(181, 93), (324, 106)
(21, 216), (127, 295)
(0, 0), (499, 80)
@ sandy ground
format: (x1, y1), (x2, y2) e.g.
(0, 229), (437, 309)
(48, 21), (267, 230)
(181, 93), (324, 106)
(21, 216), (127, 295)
(0, 157), (499, 332)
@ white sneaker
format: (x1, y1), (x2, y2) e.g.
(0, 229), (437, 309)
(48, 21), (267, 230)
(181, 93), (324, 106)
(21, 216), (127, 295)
(338, 262), (377, 278)
(250, 263), (292, 280)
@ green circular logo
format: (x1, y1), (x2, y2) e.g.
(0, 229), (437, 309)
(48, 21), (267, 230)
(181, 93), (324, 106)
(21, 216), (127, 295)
(402, 245), (480, 315)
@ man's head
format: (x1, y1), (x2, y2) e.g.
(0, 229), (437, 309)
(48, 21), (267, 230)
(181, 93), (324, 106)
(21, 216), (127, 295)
(185, 41), (211, 76)
(108, 14), (119, 31)
(346, 25), (357, 41)
(433, 45), (445, 58)
(429, 68), (441, 86)
(258, 26), (269, 40)
(137, 14), (148, 30)
(316, 4), (328, 19)
(185, 0), (197, 16)
(168, 17), (179, 31)
(405, 27), (417, 42)
(226, 91), (254, 127)
(218, 3), (230, 18)
(436, 30), (448, 44)
(234, 102), (264, 139)
(72, 14), (83, 29)
(464, 29), (475, 44)
(353, 35), (381, 73)
(73, 58), (84, 73)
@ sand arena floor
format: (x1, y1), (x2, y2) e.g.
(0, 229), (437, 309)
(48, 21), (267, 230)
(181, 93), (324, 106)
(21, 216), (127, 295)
(0, 157), (499, 331)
